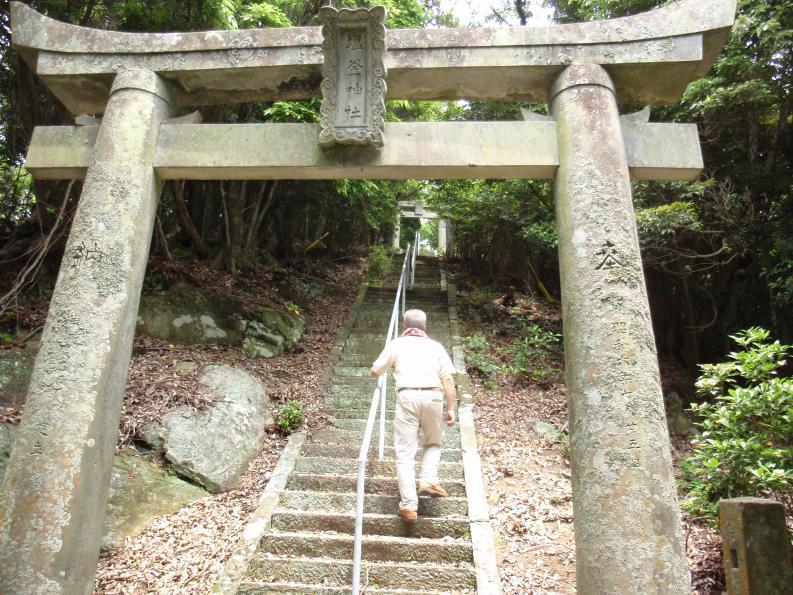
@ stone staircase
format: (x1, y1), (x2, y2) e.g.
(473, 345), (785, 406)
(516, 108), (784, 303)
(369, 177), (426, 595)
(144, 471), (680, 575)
(232, 255), (492, 594)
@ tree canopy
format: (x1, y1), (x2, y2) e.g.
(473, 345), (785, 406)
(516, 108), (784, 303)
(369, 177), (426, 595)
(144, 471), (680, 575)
(1, 0), (790, 375)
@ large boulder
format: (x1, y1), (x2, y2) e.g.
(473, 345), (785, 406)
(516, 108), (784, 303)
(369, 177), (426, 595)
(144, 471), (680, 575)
(1, 426), (207, 551)
(142, 364), (271, 493)
(0, 344), (38, 407)
(136, 281), (305, 357)
(102, 447), (207, 551)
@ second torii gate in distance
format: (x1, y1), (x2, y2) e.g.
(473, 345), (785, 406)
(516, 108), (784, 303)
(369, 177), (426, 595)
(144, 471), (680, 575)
(1, 1), (735, 593)
(394, 201), (450, 256)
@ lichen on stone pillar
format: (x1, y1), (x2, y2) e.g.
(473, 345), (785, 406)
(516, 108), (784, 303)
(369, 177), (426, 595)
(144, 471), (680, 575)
(0, 68), (172, 595)
(550, 63), (690, 594)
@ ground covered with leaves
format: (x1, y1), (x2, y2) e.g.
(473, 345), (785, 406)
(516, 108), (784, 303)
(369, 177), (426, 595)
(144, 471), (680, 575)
(89, 257), (363, 593)
(455, 281), (728, 594)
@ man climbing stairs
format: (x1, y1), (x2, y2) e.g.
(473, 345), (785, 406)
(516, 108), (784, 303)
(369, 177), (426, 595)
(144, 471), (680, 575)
(235, 255), (497, 593)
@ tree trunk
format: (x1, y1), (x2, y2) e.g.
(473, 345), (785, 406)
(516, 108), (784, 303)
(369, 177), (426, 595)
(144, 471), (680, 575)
(172, 181), (209, 258)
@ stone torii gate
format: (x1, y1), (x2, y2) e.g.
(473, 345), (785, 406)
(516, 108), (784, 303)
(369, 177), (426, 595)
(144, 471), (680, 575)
(394, 201), (449, 255)
(1, 1), (735, 593)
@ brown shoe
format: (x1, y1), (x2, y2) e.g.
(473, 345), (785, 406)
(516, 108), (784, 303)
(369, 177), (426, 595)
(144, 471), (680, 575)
(397, 508), (417, 523)
(418, 481), (449, 497)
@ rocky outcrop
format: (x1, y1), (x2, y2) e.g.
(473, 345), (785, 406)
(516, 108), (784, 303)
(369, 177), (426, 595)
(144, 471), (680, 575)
(102, 447), (207, 551)
(2, 428), (207, 553)
(142, 365), (271, 493)
(136, 282), (305, 357)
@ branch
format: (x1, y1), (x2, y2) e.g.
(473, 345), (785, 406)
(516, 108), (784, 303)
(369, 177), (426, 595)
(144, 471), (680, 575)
(489, 8), (511, 25)
(0, 180), (76, 318)
(514, 0), (529, 25)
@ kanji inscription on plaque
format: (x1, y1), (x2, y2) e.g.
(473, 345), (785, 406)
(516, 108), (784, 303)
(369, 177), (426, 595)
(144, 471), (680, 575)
(319, 6), (387, 148)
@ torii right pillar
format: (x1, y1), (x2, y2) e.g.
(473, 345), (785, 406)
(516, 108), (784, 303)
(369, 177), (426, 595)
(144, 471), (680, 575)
(551, 64), (690, 593)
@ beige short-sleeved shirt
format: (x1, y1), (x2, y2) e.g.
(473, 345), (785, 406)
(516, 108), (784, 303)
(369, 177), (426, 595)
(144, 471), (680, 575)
(371, 335), (455, 389)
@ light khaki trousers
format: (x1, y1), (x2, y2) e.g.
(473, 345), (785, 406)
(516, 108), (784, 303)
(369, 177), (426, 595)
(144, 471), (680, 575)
(394, 389), (443, 509)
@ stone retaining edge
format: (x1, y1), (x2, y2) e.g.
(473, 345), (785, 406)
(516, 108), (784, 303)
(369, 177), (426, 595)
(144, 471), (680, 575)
(448, 281), (502, 594)
(213, 430), (306, 594)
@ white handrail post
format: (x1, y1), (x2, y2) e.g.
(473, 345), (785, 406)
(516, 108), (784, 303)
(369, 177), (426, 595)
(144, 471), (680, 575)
(351, 457), (366, 595)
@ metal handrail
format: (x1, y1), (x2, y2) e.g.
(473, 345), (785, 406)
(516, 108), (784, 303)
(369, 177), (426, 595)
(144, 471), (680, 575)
(352, 244), (413, 595)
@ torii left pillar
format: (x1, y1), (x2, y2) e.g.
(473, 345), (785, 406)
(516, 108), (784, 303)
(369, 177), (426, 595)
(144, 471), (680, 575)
(0, 69), (172, 594)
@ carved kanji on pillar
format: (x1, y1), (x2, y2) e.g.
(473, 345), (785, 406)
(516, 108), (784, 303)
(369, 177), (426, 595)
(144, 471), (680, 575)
(319, 6), (387, 148)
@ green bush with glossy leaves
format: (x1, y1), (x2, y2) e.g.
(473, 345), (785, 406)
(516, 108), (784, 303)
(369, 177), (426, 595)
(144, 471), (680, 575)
(682, 327), (793, 517)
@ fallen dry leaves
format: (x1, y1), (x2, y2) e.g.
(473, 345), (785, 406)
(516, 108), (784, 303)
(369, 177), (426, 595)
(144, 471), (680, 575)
(93, 258), (363, 594)
(456, 284), (731, 595)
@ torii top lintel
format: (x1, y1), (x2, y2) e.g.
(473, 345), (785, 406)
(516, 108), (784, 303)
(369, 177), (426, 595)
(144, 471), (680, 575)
(10, 0), (735, 115)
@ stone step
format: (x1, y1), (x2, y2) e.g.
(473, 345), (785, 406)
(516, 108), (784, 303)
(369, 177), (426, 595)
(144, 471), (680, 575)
(329, 376), (383, 387)
(238, 583), (454, 594)
(245, 555), (476, 591)
(308, 429), (461, 448)
(330, 419), (461, 435)
(327, 378), (449, 391)
(334, 366), (374, 377)
(344, 330), (451, 340)
(293, 457), (463, 480)
(323, 405), (457, 421)
(323, 395), (396, 408)
(354, 309), (448, 320)
(286, 473), (467, 497)
(337, 355), (385, 366)
(364, 293), (444, 300)
(278, 490), (468, 517)
(301, 443), (462, 462)
(352, 320), (449, 331)
(324, 407), (397, 420)
(270, 510), (471, 539)
(258, 531), (473, 564)
(325, 391), (386, 403)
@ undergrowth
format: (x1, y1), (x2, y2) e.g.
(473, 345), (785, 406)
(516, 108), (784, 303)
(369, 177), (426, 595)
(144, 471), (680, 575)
(364, 244), (391, 286)
(273, 399), (304, 434)
(461, 284), (562, 387)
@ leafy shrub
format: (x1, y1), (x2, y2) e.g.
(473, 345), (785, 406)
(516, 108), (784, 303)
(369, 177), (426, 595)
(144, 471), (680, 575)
(365, 244), (391, 286)
(682, 327), (793, 517)
(502, 323), (561, 381)
(463, 335), (498, 381)
(273, 399), (304, 434)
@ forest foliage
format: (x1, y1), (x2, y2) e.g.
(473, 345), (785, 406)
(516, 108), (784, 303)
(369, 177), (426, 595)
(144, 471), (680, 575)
(0, 0), (791, 379)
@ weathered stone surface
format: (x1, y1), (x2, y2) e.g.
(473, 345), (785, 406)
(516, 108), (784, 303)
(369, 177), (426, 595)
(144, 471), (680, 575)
(26, 120), (703, 182)
(143, 365), (271, 493)
(102, 447), (207, 551)
(720, 497), (793, 595)
(0, 344), (37, 407)
(135, 281), (305, 357)
(550, 64), (690, 592)
(137, 282), (237, 345)
(319, 6), (387, 147)
(11, 0), (735, 113)
(665, 390), (696, 435)
(0, 422), (17, 484)
(0, 69), (172, 595)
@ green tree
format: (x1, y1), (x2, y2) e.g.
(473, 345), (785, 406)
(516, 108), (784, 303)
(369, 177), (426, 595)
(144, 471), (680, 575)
(682, 327), (793, 517)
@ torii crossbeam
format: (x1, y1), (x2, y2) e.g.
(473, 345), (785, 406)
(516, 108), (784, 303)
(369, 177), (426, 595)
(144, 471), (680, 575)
(1, 1), (735, 593)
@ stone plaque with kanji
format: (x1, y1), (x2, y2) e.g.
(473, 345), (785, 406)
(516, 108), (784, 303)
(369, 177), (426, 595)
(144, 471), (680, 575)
(319, 6), (387, 148)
